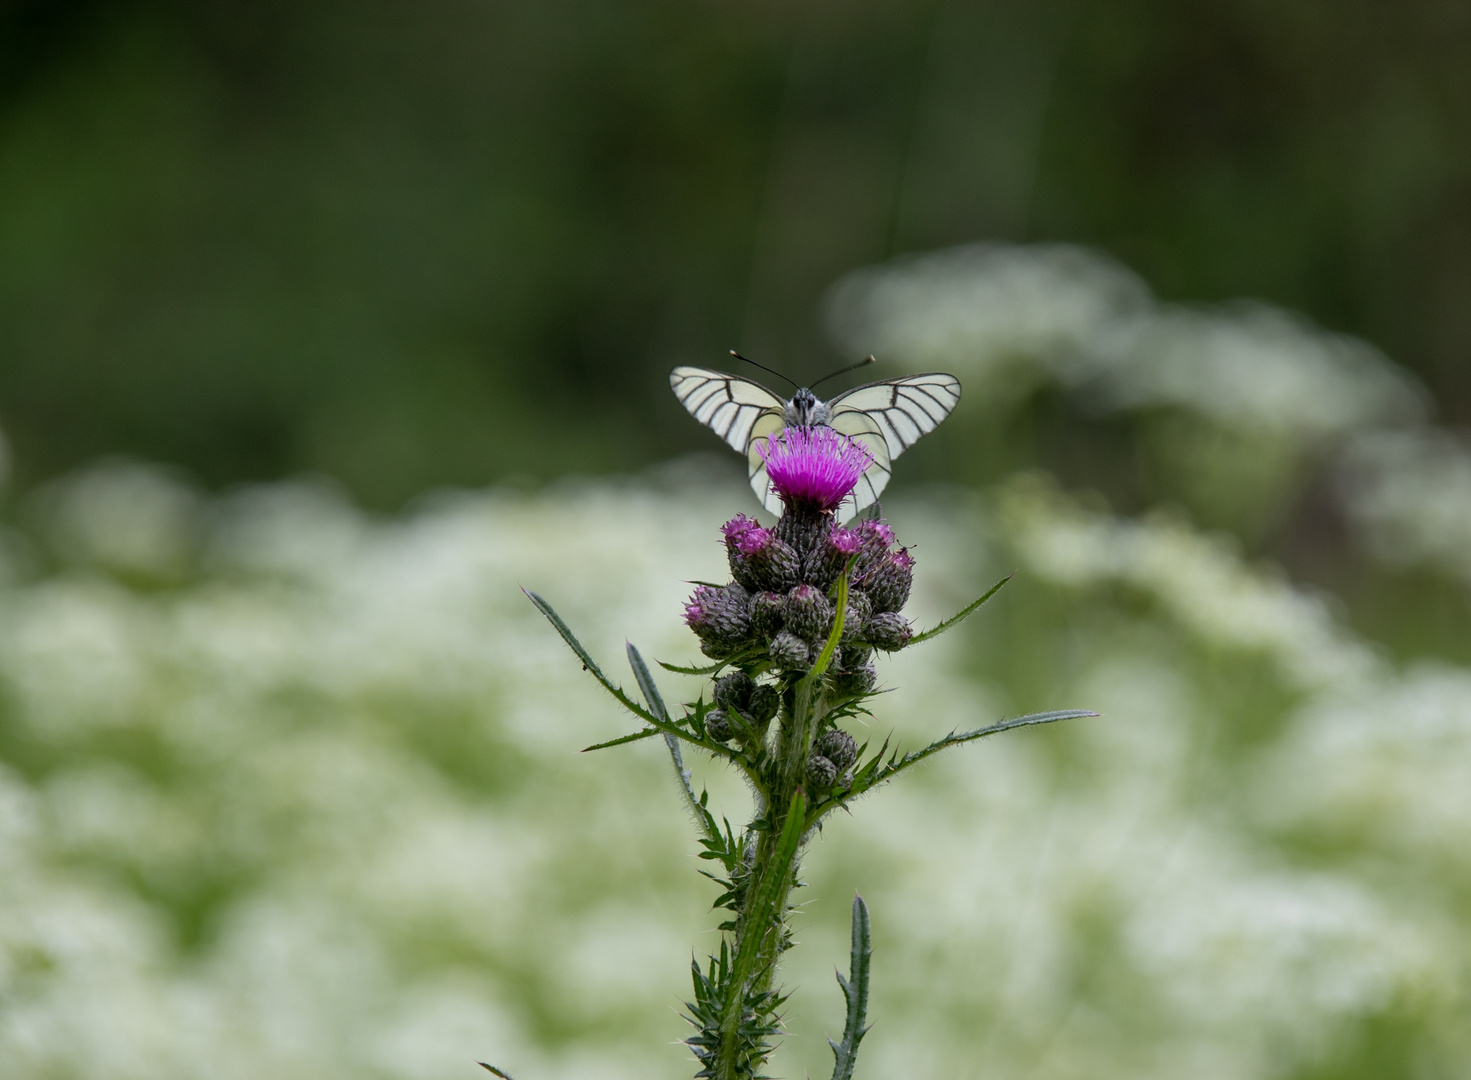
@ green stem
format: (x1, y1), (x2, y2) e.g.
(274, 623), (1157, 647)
(714, 789), (806, 1080)
(709, 575), (853, 1079)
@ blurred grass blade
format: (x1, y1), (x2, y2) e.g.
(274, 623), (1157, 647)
(908, 573), (1013, 645)
(478, 1065), (514, 1079)
(524, 589), (729, 757)
(828, 895), (872, 1080)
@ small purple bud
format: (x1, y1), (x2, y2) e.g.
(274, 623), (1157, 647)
(817, 729), (858, 771)
(862, 610), (912, 652)
(864, 548), (914, 613)
(750, 591), (785, 638)
(684, 583), (752, 654)
(721, 515), (764, 591)
(723, 516), (800, 591)
(805, 753), (838, 790)
(854, 519), (897, 574)
(804, 524), (865, 589)
(783, 583), (834, 644)
(769, 630), (811, 670)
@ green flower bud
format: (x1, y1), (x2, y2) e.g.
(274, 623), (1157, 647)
(831, 663), (877, 696)
(713, 672), (756, 711)
(862, 610), (912, 651)
(817, 729), (858, 771)
(783, 584), (834, 644)
(704, 708), (733, 742)
(769, 630), (811, 670)
(840, 589), (872, 642)
(750, 591), (785, 639)
(747, 684), (780, 724)
(805, 753), (838, 790)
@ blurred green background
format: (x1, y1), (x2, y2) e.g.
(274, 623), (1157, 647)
(6, 3), (1471, 1079)
(4, 0), (1471, 506)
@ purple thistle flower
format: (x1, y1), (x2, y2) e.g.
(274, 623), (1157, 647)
(757, 427), (874, 513)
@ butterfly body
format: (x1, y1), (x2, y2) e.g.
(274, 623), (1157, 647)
(670, 364), (961, 520)
(783, 387), (829, 428)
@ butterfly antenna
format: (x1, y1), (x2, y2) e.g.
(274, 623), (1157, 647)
(809, 355), (877, 391)
(730, 350), (799, 391)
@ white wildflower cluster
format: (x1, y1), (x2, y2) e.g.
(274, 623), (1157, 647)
(1334, 428), (1471, 588)
(826, 243), (1425, 441)
(2, 460), (1469, 1080)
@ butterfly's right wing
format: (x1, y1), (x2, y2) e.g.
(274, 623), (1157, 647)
(670, 367), (786, 454)
(826, 409), (891, 521)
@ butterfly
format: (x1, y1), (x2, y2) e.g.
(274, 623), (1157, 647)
(670, 353), (961, 519)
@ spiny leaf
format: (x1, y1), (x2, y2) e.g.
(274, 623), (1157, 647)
(827, 895), (872, 1080)
(524, 589), (660, 724)
(478, 1065), (514, 1080)
(523, 589), (741, 761)
(907, 573), (1013, 645)
(659, 658), (727, 675)
(581, 728), (660, 752)
(844, 709), (1098, 802)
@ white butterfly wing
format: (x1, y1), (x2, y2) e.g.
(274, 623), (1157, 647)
(745, 411), (789, 516)
(828, 374), (962, 459)
(670, 367), (786, 454)
(673, 365), (961, 522)
(827, 409), (891, 520)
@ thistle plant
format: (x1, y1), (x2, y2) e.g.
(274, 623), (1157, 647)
(508, 426), (1093, 1080)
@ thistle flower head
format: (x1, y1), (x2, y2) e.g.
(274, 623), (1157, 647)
(722, 515), (799, 591)
(863, 547), (915, 613)
(722, 514), (767, 553)
(829, 526), (864, 556)
(804, 525), (866, 589)
(684, 583), (752, 655)
(758, 426), (874, 512)
(854, 519), (897, 564)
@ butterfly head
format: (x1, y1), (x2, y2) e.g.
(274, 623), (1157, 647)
(783, 388), (831, 428)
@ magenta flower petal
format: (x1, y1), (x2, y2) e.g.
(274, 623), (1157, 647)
(757, 427), (874, 512)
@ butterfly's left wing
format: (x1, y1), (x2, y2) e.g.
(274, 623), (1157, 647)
(670, 367), (786, 454)
(827, 373), (961, 518)
(746, 411), (789, 517)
